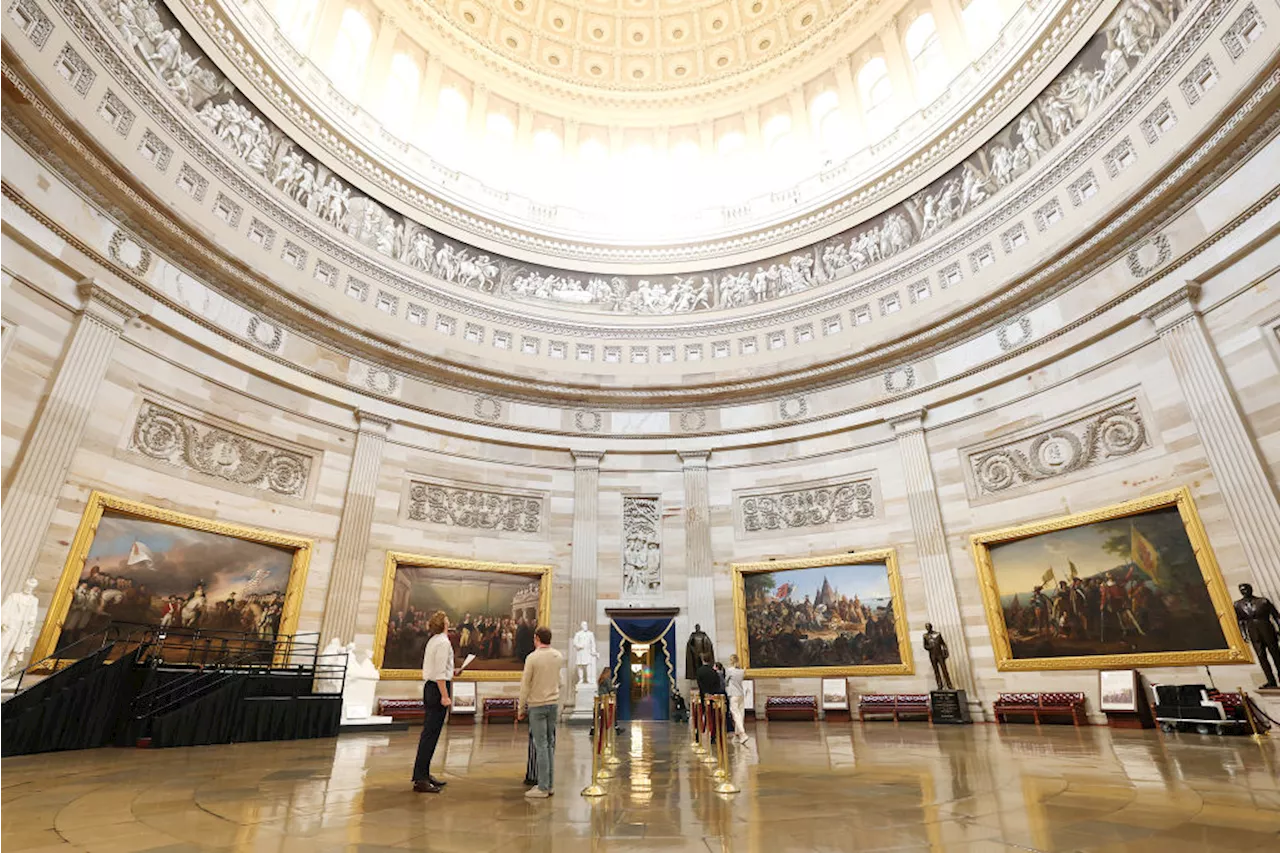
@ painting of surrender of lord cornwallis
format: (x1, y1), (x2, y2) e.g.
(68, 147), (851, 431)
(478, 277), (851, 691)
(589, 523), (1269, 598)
(99, 0), (1183, 315)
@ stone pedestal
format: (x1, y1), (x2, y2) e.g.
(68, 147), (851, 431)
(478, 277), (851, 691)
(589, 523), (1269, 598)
(568, 683), (596, 724)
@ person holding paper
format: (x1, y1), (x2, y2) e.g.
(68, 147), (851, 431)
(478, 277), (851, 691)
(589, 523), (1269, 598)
(412, 610), (455, 793)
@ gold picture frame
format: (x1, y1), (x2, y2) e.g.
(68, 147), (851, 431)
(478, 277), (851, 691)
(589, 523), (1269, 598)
(373, 551), (552, 681)
(970, 486), (1249, 671)
(30, 491), (313, 667)
(732, 549), (914, 678)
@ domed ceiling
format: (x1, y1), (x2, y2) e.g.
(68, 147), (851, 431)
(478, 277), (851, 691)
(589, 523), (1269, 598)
(408, 0), (862, 93)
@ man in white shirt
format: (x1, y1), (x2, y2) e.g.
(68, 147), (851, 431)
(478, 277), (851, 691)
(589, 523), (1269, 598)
(518, 626), (564, 798)
(413, 611), (453, 793)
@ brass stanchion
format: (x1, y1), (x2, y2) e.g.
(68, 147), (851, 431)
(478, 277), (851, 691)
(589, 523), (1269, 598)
(1239, 687), (1268, 742)
(691, 694), (706, 754)
(604, 694), (622, 766)
(712, 696), (740, 794)
(595, 694), (617, 781)
(581, 696), (607, 797)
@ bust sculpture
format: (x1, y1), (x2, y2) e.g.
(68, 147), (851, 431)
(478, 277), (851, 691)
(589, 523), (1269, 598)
(685, 623), (714, 681)
(922, 623), (954, 691)
(1235, 583), (1280, 688)
(1, 578), (40, 682)
(572, 621), (598, 685)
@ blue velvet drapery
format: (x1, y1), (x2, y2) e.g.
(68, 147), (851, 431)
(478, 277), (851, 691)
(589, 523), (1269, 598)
(608, 616), (675, 721)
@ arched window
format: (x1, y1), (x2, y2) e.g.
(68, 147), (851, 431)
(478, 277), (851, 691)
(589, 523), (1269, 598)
(762, 113), (792, 150)
(857, 57), (892, 123)
(532, 128), (562, 158)
(275, 0), (318, 45)
(424, 85), (468, 157)
(809, 89), (840, 133)
(485, 112), (515, 146)
(329, 8), (373, 97)
(961, 0), (1003, 53)
(906, 14), (948, 96)
(380, 52), (419, 137)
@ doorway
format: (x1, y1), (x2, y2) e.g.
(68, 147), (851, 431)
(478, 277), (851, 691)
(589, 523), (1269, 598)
(606, 609), (678, 722)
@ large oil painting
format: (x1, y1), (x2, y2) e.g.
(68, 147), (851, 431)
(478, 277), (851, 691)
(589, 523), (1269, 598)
(373, 552), (552, 681)
(732, 550), (913, 677)
(971, 487), (1248, 671)
(31, 492), (311, 665)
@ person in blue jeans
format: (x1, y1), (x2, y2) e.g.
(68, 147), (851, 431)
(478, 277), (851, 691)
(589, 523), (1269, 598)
(518, 625), (564, 798)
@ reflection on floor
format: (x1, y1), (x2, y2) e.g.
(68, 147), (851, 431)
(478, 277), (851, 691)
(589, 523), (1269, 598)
(2, 721), (1277, 852)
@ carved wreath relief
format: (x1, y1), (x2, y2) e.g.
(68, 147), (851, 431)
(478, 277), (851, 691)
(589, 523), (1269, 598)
(129, 400), (310, 497)
(406, 480), (542, 533)
(96, 0), (1185, 316)
(622, 496), (662, 597)
(969, 399), (1149, 495)
(739, 477), (877, 532)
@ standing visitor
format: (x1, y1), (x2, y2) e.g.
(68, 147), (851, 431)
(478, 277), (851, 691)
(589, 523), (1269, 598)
(518, 626), (563, 798)
(725, 654), (749, 744)
(412, 610), (453, 793)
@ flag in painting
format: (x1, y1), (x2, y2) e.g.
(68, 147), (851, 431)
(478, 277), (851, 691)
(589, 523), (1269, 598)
(1068, 561), (1079, 579)
(775, 583), (793, 600)
(1041, 567), (1055, 584)
(1130, 523), (1162, 587)
(127, 540), (155, 569)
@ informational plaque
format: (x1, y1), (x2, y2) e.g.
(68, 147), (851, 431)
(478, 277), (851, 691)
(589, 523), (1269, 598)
(930, 690), (971, 724)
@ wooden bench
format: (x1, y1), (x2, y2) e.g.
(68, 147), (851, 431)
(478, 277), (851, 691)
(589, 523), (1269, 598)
(483, 697), (518, 723)
(857, 693), (930, 722)
(994, 691), (1088, 726)
(764, 695), (818, 721)
(377, 698), (424, 723)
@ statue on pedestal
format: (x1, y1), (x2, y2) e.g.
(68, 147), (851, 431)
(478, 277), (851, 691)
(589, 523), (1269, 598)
(923, 623), (954, 691)
(1235, 583), (1280, 688)
(315, 636), (346, 694)
(1, 578), (40, 682)
(685, 623), (714, 681)
(342, 649), (381, 721)
(572, 622), (598, 685)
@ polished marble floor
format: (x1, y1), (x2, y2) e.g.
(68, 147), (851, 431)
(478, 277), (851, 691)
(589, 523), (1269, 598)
(2, 720), (1278, 853)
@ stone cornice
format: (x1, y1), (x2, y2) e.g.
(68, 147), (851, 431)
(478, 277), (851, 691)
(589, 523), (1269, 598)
(1142, 282), (1202, 329)
(77, 278), (139, 328)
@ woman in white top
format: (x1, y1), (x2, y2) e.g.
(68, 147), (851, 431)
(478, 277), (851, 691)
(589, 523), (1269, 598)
(725, 654), (749, 744)
(412, 610), (454, 793)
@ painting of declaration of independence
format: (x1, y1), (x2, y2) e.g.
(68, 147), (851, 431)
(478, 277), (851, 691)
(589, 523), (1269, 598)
(733, 550), (913, 677)
(32, 492), (311, 665)
(374, 553), (551, 680)
(972, 487), (1248, 671)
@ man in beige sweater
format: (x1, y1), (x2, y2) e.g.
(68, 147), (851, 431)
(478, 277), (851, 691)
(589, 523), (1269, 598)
(518, 626), (564, 798)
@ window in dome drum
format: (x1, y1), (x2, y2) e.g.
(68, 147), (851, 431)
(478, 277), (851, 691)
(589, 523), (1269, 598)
(685, 344), (703, 361)
(630, 347), (649, 364)
(521, 336), (540, 355)
(794, 324), (814, 343)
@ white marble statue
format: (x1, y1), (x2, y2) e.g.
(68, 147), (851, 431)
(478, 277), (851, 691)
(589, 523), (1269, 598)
(572, 622), (598, 686)
(314, 636), (345, 694)
(341, 648), (380, 721)
(1, 578), (39, 681)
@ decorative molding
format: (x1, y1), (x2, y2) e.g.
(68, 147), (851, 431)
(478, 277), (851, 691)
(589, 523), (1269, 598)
(96, 89), (134, 135)
(245, 315), (283, 352)
(106, 229), (151, 276)
(473, 396), (502, 421)
(622, 495), (662, 597)
(678, 410), (708, 432)
(53, 42), (93, 95)
(778, 396), (808, 421)
(1141, 282), (1201, 323)
(1126, 233), (1173, 278)
(884, 365), (916, 393)
(1179, 55), (1218, 105)
(737, 474), (878, 534)
(997, 316), (1034, 351)
(964, 395), (1151, 497)
(128, 399), (311, 497)
(8, 0), (54, 50)
(1222, 3), (1264, 61)
(404, 479), (544, 533)
(574, 410), (604, 432)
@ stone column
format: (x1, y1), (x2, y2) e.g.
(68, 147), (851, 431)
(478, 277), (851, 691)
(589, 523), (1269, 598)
(878, 18), (918, 106)
(414, 55), (444, 137)
(1, 281), (136, 600)
(307, 0), (348, 70)
(569, 451), (604, 632)
(890, 411), (982, 718)
(467, 84), (489, 136)
(680, 451), (717, 649)
(359, 13), (401, 108)
(319, 412), (390, 643)
(929, 0), (971, 66)
(1146, 284), (1280, 598)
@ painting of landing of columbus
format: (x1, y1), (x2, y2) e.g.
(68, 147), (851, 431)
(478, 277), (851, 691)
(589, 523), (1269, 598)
(972, 487), (1249, 671)
(732, 550), (913, 677)
(30, 492), (311, 666)
(373, 553), (551, 680)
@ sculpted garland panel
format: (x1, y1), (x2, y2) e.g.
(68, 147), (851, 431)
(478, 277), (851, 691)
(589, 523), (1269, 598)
(405, 480), (544, 533)
(94, 0), (1183, 317)
(128, 400), (312, 497)
(739, 476), (877, 533)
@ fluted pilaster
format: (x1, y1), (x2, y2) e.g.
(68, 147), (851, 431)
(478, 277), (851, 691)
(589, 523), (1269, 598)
(2, 281), (136, 600)
(570, 451), (604, 634)
(1147, 285), (1280, 598)
(680, 451), (717, 648)
(890, 411), (981, 715)
(319, 412), (390, 643)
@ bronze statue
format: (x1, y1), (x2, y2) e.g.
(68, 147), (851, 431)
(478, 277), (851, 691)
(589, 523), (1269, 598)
(685, 623), (714, 680)
(923, 623), (954, 691)
(1235, 583), (1280, 688)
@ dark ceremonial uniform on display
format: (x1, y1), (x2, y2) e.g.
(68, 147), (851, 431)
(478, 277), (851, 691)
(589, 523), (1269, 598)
(685, 626), (715, 680)
(1235, 586), (1280, 687)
